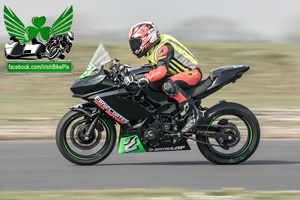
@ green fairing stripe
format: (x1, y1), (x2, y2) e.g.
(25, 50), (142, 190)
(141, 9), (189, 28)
(118, 135), (146, 154)
(206, 115), (253, 157)
(63, 118), (110, 160)
(79, 62), (97, 79)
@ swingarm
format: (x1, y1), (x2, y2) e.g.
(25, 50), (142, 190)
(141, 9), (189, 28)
(185, 124), (240, 150)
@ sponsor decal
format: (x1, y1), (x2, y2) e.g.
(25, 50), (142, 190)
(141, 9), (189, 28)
(118, 135), (146, 154)
(148, 145), (186, 152)
(123, 137), (139, 153)
(71, 103), (83, 109)
(94, 96), (129, 124)
(183, 72), (198, 77)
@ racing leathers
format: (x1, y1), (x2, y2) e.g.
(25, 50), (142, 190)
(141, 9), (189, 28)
(145, 34), (202, 135)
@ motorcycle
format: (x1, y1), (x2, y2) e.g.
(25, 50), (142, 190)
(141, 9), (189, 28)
(4, 37), (44, 59)
(44, 39), (68, 60)
(56, 44), (260, 165)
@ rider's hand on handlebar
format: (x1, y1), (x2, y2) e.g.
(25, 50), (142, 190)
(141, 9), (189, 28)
(124, 74), (149, 86)
(135, 74), (149, 86)
(124, 75), (136, 86)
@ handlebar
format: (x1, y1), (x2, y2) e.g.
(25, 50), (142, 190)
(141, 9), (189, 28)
(109, 59), (132, 80)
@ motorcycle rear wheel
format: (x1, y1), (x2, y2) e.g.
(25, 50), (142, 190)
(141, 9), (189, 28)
(56, 110), (116, 165)
(197, 102), (260, 164)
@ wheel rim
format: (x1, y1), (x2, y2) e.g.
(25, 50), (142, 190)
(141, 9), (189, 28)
(62, 115), (111, 160)
(205, 114), (253, 157)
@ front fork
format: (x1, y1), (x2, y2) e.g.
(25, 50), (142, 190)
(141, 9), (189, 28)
(70, 104), (103, 140)
(83, 112), (102, 140)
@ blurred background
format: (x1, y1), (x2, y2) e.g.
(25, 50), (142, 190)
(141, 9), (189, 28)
(0, 0), (299, 139)
(1, 0), (300, 43)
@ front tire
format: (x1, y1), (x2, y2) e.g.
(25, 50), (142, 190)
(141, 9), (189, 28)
(197, 102), (260, 164)
(56, 111), (116, 165)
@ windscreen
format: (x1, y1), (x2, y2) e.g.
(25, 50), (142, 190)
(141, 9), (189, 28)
(79, 43), (111, 79)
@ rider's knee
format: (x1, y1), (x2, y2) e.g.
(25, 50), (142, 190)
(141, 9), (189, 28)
(163, 79), (177, 96)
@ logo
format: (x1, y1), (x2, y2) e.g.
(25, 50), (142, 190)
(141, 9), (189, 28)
(93, 96), (129, 124)
(4, 5), (73, 44)
(157, 49), (164, 54)
(148, 145), (186, 152)
(3, 5), (74, 72)
(183, 72), (198, 77)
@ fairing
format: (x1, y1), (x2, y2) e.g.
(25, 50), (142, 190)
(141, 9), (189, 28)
(70, 44), (111, 95)
(79, 44), (111, 79)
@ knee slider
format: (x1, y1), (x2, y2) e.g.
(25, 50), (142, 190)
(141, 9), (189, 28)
(163, 80), (177, 96)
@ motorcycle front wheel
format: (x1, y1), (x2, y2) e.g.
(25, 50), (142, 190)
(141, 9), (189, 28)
(56, 111), (116, 165)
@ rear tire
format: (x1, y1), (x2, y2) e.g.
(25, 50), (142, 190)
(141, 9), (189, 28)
(197, 102), (260, 164)
(56, 111), (116, 165)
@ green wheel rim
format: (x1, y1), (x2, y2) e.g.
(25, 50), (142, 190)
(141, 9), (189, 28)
(205, 115), (253, 157)
(63, 117), (110, 160)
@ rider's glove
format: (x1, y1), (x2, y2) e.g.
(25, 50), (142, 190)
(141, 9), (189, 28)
(124, 74), (149, 86)
(135, 74), (150, 86)
(124, 75), (136, 86)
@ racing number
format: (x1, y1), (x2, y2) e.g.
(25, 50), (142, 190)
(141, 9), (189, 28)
(123, 137), (139, 153)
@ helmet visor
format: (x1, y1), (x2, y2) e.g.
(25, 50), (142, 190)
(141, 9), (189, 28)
(129, 37), (141, 57)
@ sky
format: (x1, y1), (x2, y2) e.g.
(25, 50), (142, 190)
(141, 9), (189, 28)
(1, 0), (300, 42)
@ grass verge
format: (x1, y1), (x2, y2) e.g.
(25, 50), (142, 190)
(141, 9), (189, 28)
(0, 189), (300, 200)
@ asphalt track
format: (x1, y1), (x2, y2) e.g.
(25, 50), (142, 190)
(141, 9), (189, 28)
(0, 140), (300, 191)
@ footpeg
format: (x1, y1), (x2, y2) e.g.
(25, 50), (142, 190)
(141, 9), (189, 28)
(182, 132), (193, 137)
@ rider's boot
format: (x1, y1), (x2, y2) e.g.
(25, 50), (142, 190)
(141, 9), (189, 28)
(58, 53), (65, 59)
(180, 101), (201, 136)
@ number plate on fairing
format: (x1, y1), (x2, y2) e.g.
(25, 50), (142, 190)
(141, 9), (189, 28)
(118, 135), (191, 154)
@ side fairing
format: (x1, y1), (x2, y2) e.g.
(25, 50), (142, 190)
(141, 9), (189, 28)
(118, 135), (191, 154)
(118, 135), (146, 153)
(89, 91), (152, 123)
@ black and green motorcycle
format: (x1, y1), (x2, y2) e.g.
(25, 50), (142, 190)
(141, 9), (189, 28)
(56, 44), (260, 165)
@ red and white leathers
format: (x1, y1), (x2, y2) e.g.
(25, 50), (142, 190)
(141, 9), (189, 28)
(144, 44), (202, 104)
(128, 28), (202, 135)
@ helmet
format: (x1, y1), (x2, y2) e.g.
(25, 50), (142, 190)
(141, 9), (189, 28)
(129, 21), (160, 58)
(67, 31), (74, 43)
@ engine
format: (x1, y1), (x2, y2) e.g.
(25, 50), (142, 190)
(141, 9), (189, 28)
(143, 127), (160, 147)
(142, 116), (179, 147)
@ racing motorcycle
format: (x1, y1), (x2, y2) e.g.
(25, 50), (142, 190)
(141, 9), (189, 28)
(56, 44), (260, 165)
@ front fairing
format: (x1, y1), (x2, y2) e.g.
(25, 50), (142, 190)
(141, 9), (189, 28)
(79, 43), (111, 79)
(70, 44), (112, 95)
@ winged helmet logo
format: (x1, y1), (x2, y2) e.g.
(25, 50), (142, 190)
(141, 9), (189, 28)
(4, 5), (73, 44)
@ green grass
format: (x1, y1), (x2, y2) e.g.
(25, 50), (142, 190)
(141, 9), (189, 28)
(0, 42), (299, 127)
(0, 189), (300, 200)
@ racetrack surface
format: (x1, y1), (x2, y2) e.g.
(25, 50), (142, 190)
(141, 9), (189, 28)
(0, 140), (299, 191)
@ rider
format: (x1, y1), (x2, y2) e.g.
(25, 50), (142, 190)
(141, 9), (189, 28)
(45, 31), (74, 59)
(125, 21), (202, 136)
